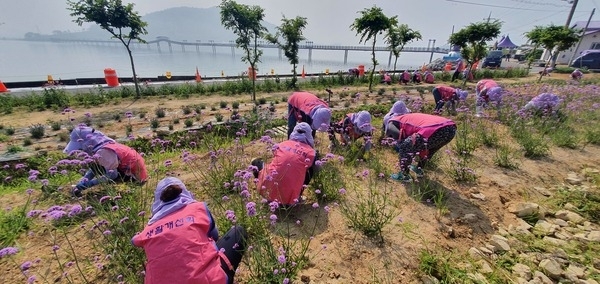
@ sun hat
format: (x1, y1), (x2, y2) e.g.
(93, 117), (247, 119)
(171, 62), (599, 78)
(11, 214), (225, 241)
(352, 111), (373, 133)
(311, 107), (331, 132)
(289, 122), (314, 147)
(64, 126), (114, 154)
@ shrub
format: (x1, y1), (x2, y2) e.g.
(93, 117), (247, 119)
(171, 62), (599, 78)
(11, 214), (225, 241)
(210, 106), (217, 111)
(184, 119), (193, 128)
(22, 138), (32, 146)
(6, 144), (24, 154)
(150, 118), (160, 129)
(232, 101), (240, 109)
(173, 118), (180, 124)
(258, 97), (267, 105)
(344, 101), (351, 108)
(58, 131), (70, 142)
(29, 124), (45, 139)
(181, 106), (192, 115)
(494, 144), (519, 169)
(139, 112), (146, 119)
(168, 124), (174, 131)
(5, 126), (15, 136)
(155, 108), (166, 118)
(219, 101), (228, 109)
(49, 121), (62, 131)
(215, 113), (224, 122)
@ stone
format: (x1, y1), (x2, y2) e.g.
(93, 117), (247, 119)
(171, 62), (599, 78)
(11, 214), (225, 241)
(497, 227), (510, 237)
(515, 277), (528, 284)
(566, 264), (585, 278)
(539, 258), (564, 279)
(463, 213), (478, 223)
(533, 220), (557, 236)
(466, 272), (488, 283)
(587, 231), (600, 242)
(471, 193), (486, 201)
(586, 279), (599, 284)
(566, 172), (584, 185)
(555, 210), (585, 224)
(552, 248), (569, 260)
(477, 260), (494, 274)
(479, 246), (493, 255)
(508, 202), (539, 218)
(554, 230), (573, 240)
(489, 235), (510, 252)
(564, 203), (578, 211)
(421, 275), (440, 284)
(512, 263), (532, 280)
(543, 236), (567, 246)
(552, 218), (569, 227)
(532, 271), (554, 284)
(468, 247), (484, 259)
(534, 186), (553, 196)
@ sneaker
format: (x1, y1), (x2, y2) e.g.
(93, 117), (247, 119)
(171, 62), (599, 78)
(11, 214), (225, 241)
(409, 165), (424, 178)
(391, 172), (412, 182)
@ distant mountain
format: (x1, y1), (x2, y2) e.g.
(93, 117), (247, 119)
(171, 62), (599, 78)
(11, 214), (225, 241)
(23, 6), (278, 42)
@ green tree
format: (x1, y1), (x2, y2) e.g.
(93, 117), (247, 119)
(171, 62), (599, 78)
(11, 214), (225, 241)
(524, 25), (580, 82)
(265, 16), (308, 90)
(449, 20), (502, 87)
(220, 0), (267, 101)
(350, 6), (396, 92)
(385, 23), (422, 71)
(68, 0), (148, 99)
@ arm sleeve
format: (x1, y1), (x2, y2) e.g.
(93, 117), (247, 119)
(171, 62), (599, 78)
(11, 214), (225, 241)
(80, 149), (120, 187)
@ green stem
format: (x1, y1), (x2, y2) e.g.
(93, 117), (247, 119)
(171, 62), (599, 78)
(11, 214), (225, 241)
(61, 229), (89, 283)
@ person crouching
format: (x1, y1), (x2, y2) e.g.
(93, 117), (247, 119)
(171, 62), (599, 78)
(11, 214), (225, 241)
(329, 110), (374, 150)
(287, 91), (332, 139)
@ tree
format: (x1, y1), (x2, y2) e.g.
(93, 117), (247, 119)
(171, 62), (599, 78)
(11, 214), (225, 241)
(385, 23), (422, 71)
(524, 25), (580, 82)
(68, 0), (148, 99)
(449, 20), (502, 87)
(265, 16), (308, 90)
(350, 6), (396, 92)
(220, 0), (267, 101)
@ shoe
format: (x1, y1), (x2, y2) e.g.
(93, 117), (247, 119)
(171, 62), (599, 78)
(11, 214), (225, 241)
(72, 187), (83, 198)
(409, 165), (424, 178)
(391, 172), (412, 182)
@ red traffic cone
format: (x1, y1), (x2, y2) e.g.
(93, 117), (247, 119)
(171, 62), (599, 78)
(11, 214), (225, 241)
(301, 65), (306, 78)
(0, 81), (8, 93)
(195, 67), (202, 83)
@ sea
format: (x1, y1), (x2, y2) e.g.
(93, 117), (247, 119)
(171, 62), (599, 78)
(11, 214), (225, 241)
(0, 39), (444, 83)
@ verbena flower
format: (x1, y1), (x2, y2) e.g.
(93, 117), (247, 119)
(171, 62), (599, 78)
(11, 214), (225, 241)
(245, 202), (256, 217)
(0, 247), (19, 258)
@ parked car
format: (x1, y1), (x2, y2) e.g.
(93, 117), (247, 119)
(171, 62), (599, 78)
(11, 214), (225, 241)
(570, 50), (600, 70)
(482, 50), (503, 68)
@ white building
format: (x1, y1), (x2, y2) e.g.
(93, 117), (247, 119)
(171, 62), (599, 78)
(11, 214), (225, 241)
(556, 21), (600, 65)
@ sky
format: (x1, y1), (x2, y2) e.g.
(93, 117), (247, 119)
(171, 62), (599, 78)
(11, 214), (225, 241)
(1, 0), (598, 47)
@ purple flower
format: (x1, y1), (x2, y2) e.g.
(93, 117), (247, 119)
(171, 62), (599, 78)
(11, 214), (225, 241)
(27, 275), (36, 284)
(269, 214), (278, 225)
(99, 196), (111, 203)
(277, 254), (286, 264)
(269, 201), (279, 212)
(111, 205), (119, 211)
(27, 210), (43, 218)
(0, 247), (19, 258)
(26, 188), (34, 195)
(20, 261), (32, 271)
(66, 261), (74, 267)
(68, 205), (82, 217)
(52, 245), (59, 252)
(283, 278), (290, 284)
(103, 230), (112, 236)
(164, 160), (173, 167)
(324, 206), (331, 213)
(225, 210), (236, 223)
(312, 202), (319, 208)
(119, 217), (129, 224)
(246, 202), (256, 217)
(338, 188), (347, 194)
(84, 112), (92, 118)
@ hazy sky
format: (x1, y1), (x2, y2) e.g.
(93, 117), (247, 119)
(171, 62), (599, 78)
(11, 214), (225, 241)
(1, 0), (598, 46)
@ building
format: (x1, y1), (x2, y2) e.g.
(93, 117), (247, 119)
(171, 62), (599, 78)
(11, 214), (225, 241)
(556, 21), (600, 65)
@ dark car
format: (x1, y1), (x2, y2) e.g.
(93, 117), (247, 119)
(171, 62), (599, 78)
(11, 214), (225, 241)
(482, 50), (503, 68)
(570, 50), (600, 70)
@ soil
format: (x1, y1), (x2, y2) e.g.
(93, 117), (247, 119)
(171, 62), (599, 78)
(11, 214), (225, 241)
(1, 72), (599, 283)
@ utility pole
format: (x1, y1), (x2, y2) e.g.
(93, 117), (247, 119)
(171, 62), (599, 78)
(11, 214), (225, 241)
(568, 8), (595, 64)
(550, 0), (579, 66)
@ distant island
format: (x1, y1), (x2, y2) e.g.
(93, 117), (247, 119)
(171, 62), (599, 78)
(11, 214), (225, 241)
(21, 6), (278, 43)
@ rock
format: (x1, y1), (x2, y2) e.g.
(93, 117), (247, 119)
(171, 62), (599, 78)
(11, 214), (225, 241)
(468, 247), (484, 259)
(300, 275), (310, 283)
(489, 235), (510, 252)
(477, 260), (494, 274)
(445, 226), (455, 238)
(574, 233), (588, 241)
(554, 230), (573, 240)
(555, 210), (585, 224)
(552, 248), (569, 260)
(463, 213), (478, 223)
(587, 231), (600, 242)
(533, 220), (557, 236)
(498, 227), (510, 237)
(534, 186), (553, 196)
(471, 193), (486, 201)
(539, 258), (564, 279)
(564, 203), (579, 211)
(566, 172), (584, 185)
(515, 277), (528, 284)
(508, 202), (539, 218)
(512, 263), (532, 280)
(543, 236), (567, 246)
(329, 272), (340, 279)
(479, 246), (493, 255)
(566, 264), (585, 278)
(552, 218), (569, 227)
(532, 270), (554, 284)
(466, 272), (488, 283)
(421, 275), (440, 284)
(499, 194), (510, 204)
(586, 279), (599, 284)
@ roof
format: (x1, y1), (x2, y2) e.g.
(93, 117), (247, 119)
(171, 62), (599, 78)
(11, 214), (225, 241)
(497, 35), (518, 48)
(571, 21), (600, 31)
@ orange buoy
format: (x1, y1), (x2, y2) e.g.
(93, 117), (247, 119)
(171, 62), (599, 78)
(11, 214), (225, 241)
(358, 65), (365, 76)
(195, 67), (202, 82)
(104, 68), (119, 87)
(247, 67), (257, 79)
(301, 65), (306, 78)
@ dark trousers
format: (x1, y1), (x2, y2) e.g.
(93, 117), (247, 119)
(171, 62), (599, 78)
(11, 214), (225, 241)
(217, 225), (247, 284)
(397, 125), (456, 173)
(432, 88), (455, 112)
(451, 70), (461, 82)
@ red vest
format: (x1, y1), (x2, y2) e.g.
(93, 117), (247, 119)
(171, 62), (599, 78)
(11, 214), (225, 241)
(424, 73), (434, 83)
(435, 85), (456, 101)
(476, 79), (498, 93)
(103, 143), (148, 182)
(338, 113), (362, 142)
(288, 92), (328, 116)
(389, 113), (455, 140)
(132, 202), (227, 284)
(401, 72), (411, 81)
(257, 140), (316, 205)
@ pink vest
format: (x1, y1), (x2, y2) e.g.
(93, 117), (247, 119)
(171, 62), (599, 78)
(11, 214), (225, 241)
(424, 73), (434, 83)
(132, 202), (227, 284)
(390, 113), (455, 140)
(435, 85), (456, 101)
(401, 72), (411, 81)
(103, 143), (148, 182)
(288, 92), (328, 116)
(257, 140), (316, 205)
(477, 80), (498, 93)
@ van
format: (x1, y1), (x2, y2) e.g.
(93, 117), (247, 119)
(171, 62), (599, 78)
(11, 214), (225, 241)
(570, 50), (600, 70)
(482, 50), (503, 68)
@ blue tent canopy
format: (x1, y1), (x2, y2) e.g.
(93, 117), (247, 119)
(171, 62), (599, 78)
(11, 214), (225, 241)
(497, 35), (518, 48)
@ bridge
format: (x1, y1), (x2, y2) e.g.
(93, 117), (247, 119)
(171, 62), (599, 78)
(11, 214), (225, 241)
(42, 37), (451, 65)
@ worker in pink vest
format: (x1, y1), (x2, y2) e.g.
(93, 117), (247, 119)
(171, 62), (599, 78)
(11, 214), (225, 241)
(382, 101), (411, 131)
(412, 70), (422, 84)
(382, 73), (392, 85)
(424, 71), (435, 84)
(64, 126), (148, 197)
(132, 177), (246, 284)
(431, 85), (468, 114)
(571, 69), (583, 81)
(385, 113), (456, 182)
(287, 91), (332, 139)
(400, 70), (411, 85)
(475, 79), (503, 116)
(329, 110), (374, 149)
(253, 122), (319, 206)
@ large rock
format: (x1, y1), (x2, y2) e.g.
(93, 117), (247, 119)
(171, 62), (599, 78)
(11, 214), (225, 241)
(477, 260), (494, 274)
(566, 172), (584, 185)
(533, 220), (558, 236)
(566, 264), (585, 279)
(532, 271), (554, 284)
(587, 231), (600, 242)
(489, 235), (511, 252)
(508, 202), (539, 217)
(539, 258), (564, 280)
(555, 210), (585, 224)
(512, 263), (532, 280)
(543, 236), (567, 246)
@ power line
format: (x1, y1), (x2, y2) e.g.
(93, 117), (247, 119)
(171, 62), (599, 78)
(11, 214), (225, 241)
(509, 0), (571, 8)
(445, 0), (571, 11)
